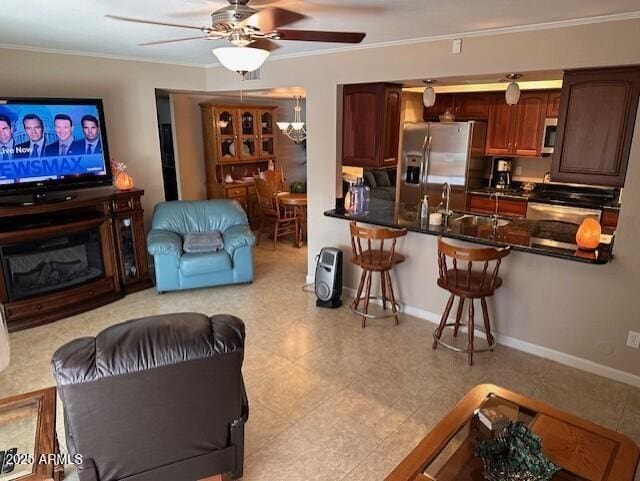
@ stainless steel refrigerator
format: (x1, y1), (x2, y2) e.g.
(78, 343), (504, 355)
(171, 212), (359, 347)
(399, 121), (488, 210)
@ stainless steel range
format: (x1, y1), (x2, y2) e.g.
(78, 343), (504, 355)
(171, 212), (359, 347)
(526, 184), (618, 225)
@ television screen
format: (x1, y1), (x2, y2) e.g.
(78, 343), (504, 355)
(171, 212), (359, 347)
(0, 98), (111, 194)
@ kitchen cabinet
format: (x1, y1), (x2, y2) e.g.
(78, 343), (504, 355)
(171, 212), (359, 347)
(454, 93), (491, 119)
(200, 103), (278, 207)
(546, 90), (562, 117)
(551, 66), (640, 186)
(423, 93), (490, 121)
(485, 92), (547, 157)
(342, 83), (402, 168)
(423, 94), (455, 121)
(601, 208), (620, 231)
(467, 193), (527, 218)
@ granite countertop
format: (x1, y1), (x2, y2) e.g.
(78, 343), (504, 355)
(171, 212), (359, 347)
(325, 199), (612, 265)
(467, 188), (534, 201)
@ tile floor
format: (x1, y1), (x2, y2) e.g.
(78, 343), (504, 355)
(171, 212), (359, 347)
(1, 243), (639, 480)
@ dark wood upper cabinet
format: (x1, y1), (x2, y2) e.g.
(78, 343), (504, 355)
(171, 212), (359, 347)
(423, 93), (489, 121)
(454, 92), (490, 119)
(551, 66), (640, 186)
(423, 93), (455, 121)
(485, 92), (547, 156)
(342, 83), (402, 168)
(512, 92), (548, 156)
(546, 90), (562, 117)
(485, 94), (516, 155)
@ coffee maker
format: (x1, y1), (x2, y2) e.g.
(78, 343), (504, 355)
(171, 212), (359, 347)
(493, 158), (512, 190)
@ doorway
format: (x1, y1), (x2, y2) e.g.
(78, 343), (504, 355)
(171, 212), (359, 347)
(155, 94), (179, 201)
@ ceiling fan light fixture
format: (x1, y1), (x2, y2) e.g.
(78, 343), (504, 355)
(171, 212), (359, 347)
(422, 80), (437, 108)
(212, 46), (269, 74)
(505, 73), (523, 105)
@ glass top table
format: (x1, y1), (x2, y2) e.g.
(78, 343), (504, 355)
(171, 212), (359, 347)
(386, 384), (639, 481)
(0, 388), (60, 480)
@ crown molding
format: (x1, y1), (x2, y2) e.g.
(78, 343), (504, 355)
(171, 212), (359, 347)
(0, 42), (205, 69)
(257, 11), (640, 66)
(1, 11), (639, 69)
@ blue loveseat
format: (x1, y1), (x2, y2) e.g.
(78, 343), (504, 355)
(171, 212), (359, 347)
(147, 200), (255, 293)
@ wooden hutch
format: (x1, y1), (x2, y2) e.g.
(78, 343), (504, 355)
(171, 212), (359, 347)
(201, 104), (278, 221)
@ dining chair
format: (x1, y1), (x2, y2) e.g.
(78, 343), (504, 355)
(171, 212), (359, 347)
(254, 177), (298, 250)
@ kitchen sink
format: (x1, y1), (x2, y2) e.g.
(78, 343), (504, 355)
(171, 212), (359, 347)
(448, 214), (512, 228)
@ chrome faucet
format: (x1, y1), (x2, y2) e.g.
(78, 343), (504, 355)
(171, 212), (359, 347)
(441, 182), (452, 216)
(489, 193), (500, 228)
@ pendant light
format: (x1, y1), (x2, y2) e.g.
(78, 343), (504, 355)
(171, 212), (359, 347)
(277, 96), (307, 144)
(505, 73), (523, 105)
(422, 80), (437, 108)
(212, 46), (270, 75)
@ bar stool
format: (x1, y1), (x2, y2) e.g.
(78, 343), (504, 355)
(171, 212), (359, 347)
(432, 237), (511, 365)
(349, 221), (407, 327)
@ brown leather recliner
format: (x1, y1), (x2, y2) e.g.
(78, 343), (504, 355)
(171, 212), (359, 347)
(51, 313), (248, 481)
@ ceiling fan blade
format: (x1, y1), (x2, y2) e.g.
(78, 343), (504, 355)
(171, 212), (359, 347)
(249, 38), (281, 52)
(139, 36), (210, 46)
(105, 14), (212, 32)
(275, 29), (365, 43)
(243, 7), (305, 33)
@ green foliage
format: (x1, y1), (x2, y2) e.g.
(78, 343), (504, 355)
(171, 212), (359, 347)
(476, 422), (559, 481)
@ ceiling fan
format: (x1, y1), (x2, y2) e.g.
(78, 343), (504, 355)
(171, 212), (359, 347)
(106, 0), (366, 71)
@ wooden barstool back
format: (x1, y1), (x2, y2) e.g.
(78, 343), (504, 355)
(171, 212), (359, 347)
(437, 238), (511, 298)
(434, 238), (511, 365)
(349, 222), (407, 327)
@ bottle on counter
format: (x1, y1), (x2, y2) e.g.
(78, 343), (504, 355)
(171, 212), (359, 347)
(346, 178), (370, 216)
(420, 195), (429, 224)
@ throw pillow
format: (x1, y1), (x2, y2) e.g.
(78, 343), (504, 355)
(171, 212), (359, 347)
(363, 171), (377, 189)
(373, 170), (392, 187)
(183, 232), (224, 253)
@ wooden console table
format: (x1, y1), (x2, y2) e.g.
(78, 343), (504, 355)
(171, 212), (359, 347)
(0, 187), (152, 331)
(386, 384), (639, 481)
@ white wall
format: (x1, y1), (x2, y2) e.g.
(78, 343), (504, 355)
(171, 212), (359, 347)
(205, 18), (640, 379)
(1, 17), (638, 380)
(170, 93), (307, 200)
(0, 48), (207, 224)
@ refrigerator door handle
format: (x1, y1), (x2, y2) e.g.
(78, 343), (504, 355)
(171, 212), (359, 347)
(420, 136), (432, 198)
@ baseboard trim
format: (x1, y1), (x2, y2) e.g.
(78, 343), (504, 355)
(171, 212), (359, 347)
(339, 286), (640, 389)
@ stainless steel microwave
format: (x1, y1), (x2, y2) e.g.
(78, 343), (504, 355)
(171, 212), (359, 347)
(541, 117), (557, 155)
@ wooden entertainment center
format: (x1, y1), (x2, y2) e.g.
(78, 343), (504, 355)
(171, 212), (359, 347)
(0, 187), (151, 331)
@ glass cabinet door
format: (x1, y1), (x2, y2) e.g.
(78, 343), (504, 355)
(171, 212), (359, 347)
(119, 217), (138, 282)
(260, 111), (274, 135)
(239, 110), (258, 160)
(216, 109), (235, 137)
(258, 109), (276, 158)
(215, 108), (239, 162)
(240, 110), (257, 136)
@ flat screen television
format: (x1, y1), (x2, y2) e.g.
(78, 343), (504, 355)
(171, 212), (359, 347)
(0, 98), (112, 202)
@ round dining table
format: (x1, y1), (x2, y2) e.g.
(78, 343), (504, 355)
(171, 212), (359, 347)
(278, 193), (307, 247)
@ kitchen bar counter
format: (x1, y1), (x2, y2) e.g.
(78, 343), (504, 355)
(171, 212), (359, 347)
(325, 199), (612, 264)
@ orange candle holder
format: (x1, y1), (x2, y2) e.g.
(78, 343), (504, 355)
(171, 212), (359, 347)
(114, 172), (134, 191)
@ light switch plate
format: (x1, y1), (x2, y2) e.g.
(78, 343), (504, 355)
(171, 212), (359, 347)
(627, 331), (640, 349)
(452, 39), (462, 54)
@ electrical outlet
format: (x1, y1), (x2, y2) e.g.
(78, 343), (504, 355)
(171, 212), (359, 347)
(515, 166), (523, 177)
(627, 331), (640, 349)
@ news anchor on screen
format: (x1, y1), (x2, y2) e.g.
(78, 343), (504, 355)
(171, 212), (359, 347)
(15, 114), (47, 159)
(72, 114), (102, 155)
(44, 114), (81, 157)
(0, 114), (16, 160)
